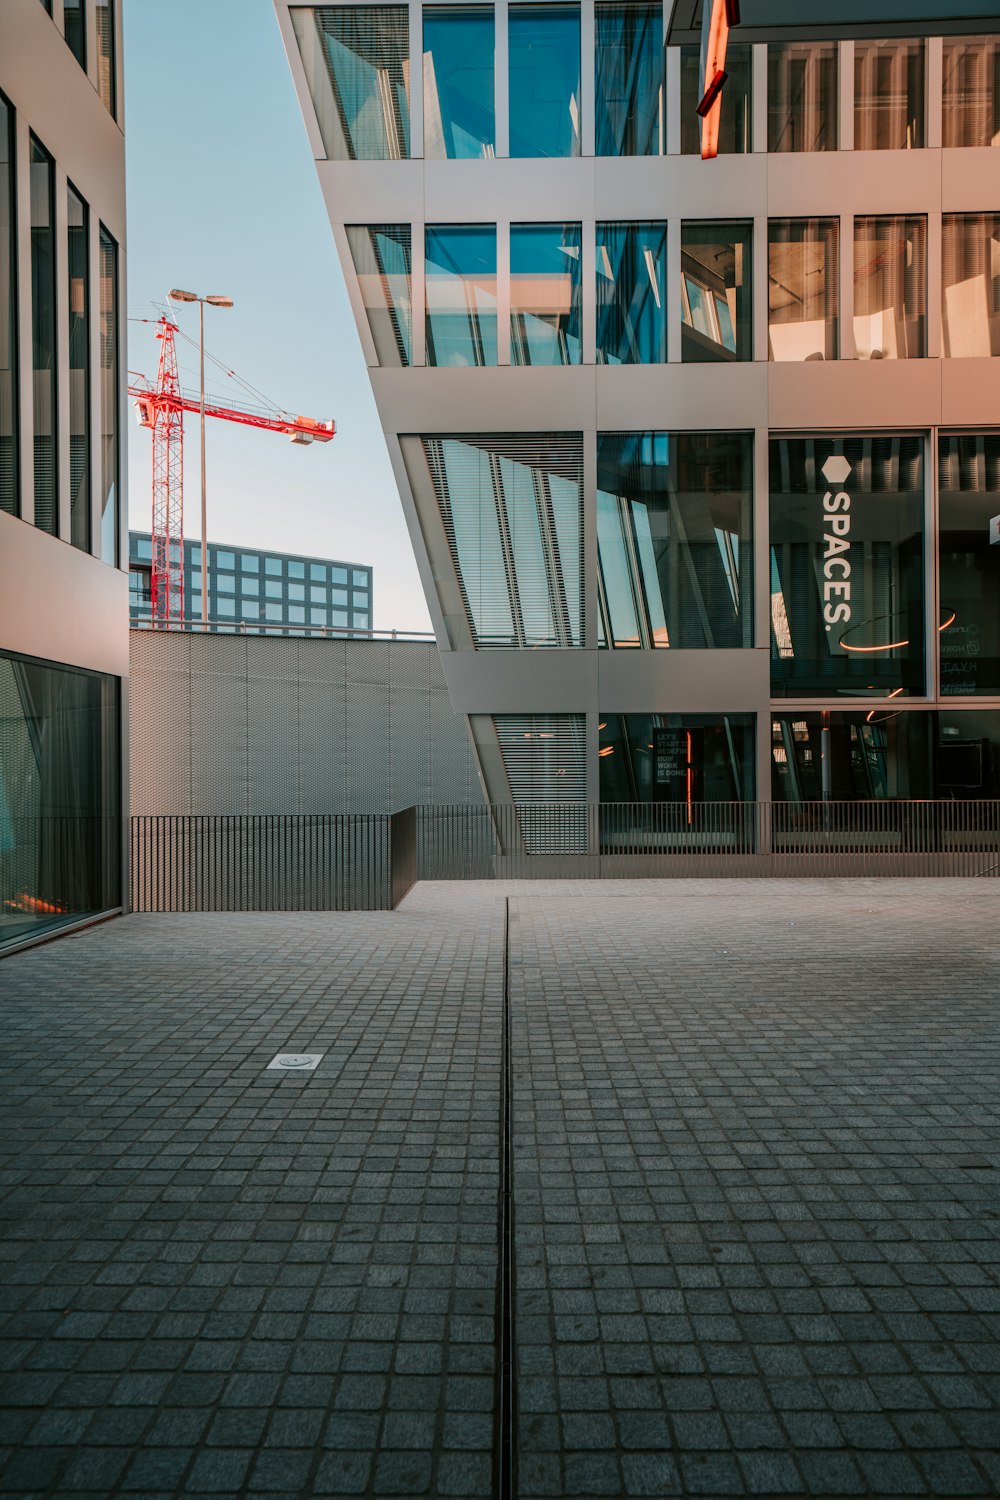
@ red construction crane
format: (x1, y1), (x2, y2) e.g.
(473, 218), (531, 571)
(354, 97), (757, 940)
(128, 316), (335, 627)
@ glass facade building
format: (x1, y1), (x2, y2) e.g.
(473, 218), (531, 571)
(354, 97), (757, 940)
(282, 3), (1000, 820)
(128, 534), (374, 635)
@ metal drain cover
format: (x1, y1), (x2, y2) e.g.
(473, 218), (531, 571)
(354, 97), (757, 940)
(267, 1052), (323, 1072)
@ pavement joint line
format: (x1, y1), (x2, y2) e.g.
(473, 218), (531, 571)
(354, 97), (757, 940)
(494, 894), (517, 1500)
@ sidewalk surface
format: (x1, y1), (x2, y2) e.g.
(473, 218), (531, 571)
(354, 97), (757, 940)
(0, 880), (997, 1498)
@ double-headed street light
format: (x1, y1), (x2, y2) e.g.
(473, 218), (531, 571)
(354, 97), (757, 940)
(168, 289), (234, 626)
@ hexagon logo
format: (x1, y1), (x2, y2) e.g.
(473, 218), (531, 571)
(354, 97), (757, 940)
(821, 454), (852, 486)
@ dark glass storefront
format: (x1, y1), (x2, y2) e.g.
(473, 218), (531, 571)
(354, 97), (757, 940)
(0, 653), (120, 950)
(599, 713), (755, 802)
(770, 434), (925, 697)
(939, 433), (1000, 697)
(772, 711), (1000, 801)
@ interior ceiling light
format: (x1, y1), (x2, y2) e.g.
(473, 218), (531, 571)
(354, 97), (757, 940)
(839, 607), (957, 655)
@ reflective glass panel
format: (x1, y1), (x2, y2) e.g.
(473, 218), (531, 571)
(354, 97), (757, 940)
(767, 42), (838, 152)
(291, 6), (410, 160)
(64, 0), (85, 67)
(853, 215), (926, 360)
(681, 221), (752, 363)
(680, 42), (750, 154)
(423, 7), (495, 160)
(409, 433), (583, 647)
(346, 224), (412, 366)
(941, 213), (1000, 358)
(425, 224), (497, 367)
(771, 712), (932, 801)
(510, 222), (582, 366)
(99, 227), (119, 565)
(67, 186), (90, 553)
(768, 217), (839, 362)
(942, 36), (1000, 148)
(595, 1), (662, 157)
(96, 0), (116, 117)
(509, 4), (581, 158)
(0, 652), (120, 950)
(599, 713), (755, 803)
(597, 431), (753, 650)
(854, 39), (924, 151)
(0, 94), (15, 519)
(769, 434), (925, 698)
(30, 138), (57, 537)
(596, 221), (666, 364)
(938, 433), (1000, 697)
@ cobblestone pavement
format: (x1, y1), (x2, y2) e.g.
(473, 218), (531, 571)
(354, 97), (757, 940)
(0, 880), (997, 1499)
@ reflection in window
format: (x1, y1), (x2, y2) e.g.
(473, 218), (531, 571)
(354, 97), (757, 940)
(30, 137), (57, 538)
(291, 6), (410, 160)
(854, 39), (924, 151)
(424, 7), (495, 160)
(408, 433), (583, 647)
(96, 0), (116, 118)
(595, 2), (662, 157)
(680, 43), (751, 154)
(596, 221), (666, 364)
(768, 218), (839, 362)
(939, 433), (1000, 697)
(67, 187), (90, 553)
(0, 95), (15, 519)
(767, 42), (838, 152)
(346, 224), (412, 366)
(681, 221), (752, 363)
(64, 0), (85, 67)
(600, 713), (755, 804)
(99, 226), (119, 565)
(510, 223), (582, 366)
(425, 224), (497, 367)
(942, 214), (1000, 358)
(0, 653), (120, 951)
(597, 431), (752, 651)
(509, 4), (581, 158)
(769, 435), (925, 699)
(853, 215), (926, 361)
(771, 712), (932, 801)
(943, 36), (1000, 148)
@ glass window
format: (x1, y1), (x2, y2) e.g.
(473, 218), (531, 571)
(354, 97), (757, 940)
(332, 586), (349, 604)
(265, 579), (282, 599)
(509, 4), (581, 158)
(30, 138), (57, 538)
(189, 569), (202, 592)
(854, 215), (926, 361)
(216, 597), (236, 617)
(596, 222), (666, 365)
(215, 549), (235, 568)
(681, 221), (752, 363)
(310, 606), (327, 625)
(98, 226), (119, 564)
(346, 226), (414, 366)
(188, 543), (202, 564)
(937, 711), (1000, 798)
(309, 585), (325, 603)
(854, 39), (924, 151)
(290, 6), (409, 160)
(942, 214), (1000, 358)
(510, 222), (582, 366)
(128, 567), (151, 606)
(769, 434), (925, 698)
(332, 566), (348, 584)
(352, 568), (368, 586)
(64, 0), (86, 67)
(938, 433), (1000, 697)
(310, 562), (327, 581)
(599, 713), (755, 803)
(409, 433), (583, 647)
(67, 188), (91, 549)
(680, 42), (750, 155)
(767, 42), (838, 152)
(288, 605), (306, 624)
(239, 552), (258, 571)
(289, 583), (305, 601)
(942, 36), (1000, 148)
(351, 612), (369, 629)
(238, 598), (261, 619)
(96, 0), (116, 117)
(1, 94), (17, 520)
(288, 560), (305, 578)
(241, 576), (260, 596)
(423, 7), (494, 159)
(332, 608), (348, 625)
(265, 556), (282, 575)
(771, 712), (932, 801)
(216, 573), (235, 594)
(0, 653), (120, 950)
(425, 224), (497, 367)
(265, 602), (282, 622)
(768, 218), (839, 362)
(135, 535), (152, 561)
(597, 431), (753, 650)
(595, 2), (662, 157)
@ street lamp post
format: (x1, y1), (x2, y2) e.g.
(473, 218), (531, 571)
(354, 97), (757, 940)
(168, 289), (234, 626)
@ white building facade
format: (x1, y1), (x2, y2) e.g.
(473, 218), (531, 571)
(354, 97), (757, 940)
(276, 1), (1000, 812)
(0, 0), (127, 950)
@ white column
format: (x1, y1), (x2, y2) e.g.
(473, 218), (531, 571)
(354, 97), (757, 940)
(496, 218), (511, 366)
(926, 36), (943, 150)
(753, 215), (768, 363)
(412, 220), (426, 367)
(87, 207), (101, 557)
(581, 0), (595, 159)
(495, 0), (509, 157)
(583, 430), (598, 652)
(839, 40), (855, 151)
(667, 217), (682, 363)
(409, 1), (423, 158)
(55, 166), (71, 544)
(582, 217), (597, 366)
(14, 113), (33, 527)
(839, 214), (855, 361)
(926, 210), (942, 360)
(751, 43), (768, 153)
(925, 428), (939, 702)
(665, 46), (681, 156)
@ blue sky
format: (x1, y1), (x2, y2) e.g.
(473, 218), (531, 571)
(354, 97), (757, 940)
(123, 0), (431, 631)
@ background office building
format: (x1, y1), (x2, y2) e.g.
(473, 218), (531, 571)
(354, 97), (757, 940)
(0, 0), (126, 951)
(128, 533), (373, 634)
(277, 0), (1000, 815)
